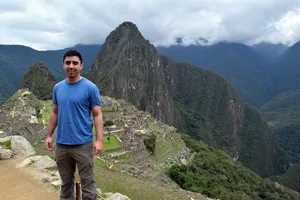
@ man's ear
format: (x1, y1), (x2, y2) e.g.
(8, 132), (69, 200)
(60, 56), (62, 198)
(80, 63), (84, 70)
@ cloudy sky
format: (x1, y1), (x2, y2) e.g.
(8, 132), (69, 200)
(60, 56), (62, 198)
(1, 0), (300, 50)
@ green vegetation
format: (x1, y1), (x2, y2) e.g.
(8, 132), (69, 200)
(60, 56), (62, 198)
(117, 157), (133, 163)
(260, 91), (300, 128)
(274, 124), (300, 163)
(95, 157), (109, 168)
(33, 142), (55, 159)
(260, 91), (300, 190)
(173, 89), (280, 177)
(167, 135), (300, 200)
(275, 164), (300, 192)
(148, 121), (186, 167)
(0, 139), (11, 150)
(239, 104), (286, 176)
(144, 134), (156, 155)
(39, 100), (52, 125)
(93, 166), (202, 200)
(102, 136), (121, 151)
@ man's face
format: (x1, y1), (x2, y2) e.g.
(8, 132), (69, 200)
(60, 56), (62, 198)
(63, 56), (83, 78)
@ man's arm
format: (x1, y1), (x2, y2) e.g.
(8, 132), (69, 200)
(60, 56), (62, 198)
(92, 105), (103, 156)
(92, 105), (103, 142)
(45, 104), (58, 151)
(47, 104), (58, 137)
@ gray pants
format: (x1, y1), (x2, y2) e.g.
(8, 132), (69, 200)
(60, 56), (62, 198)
(55, 142), (97, 200)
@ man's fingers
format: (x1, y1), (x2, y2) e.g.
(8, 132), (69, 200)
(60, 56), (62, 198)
(46, 142), (53, 151)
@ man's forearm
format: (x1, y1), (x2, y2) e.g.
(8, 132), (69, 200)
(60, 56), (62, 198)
(47, 112), (58, 137)
(94, 115), (103, 142)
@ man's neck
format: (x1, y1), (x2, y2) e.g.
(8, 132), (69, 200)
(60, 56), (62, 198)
(67, 75), (82, 84)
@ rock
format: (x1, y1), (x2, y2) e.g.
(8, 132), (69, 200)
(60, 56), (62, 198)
(51, 180), (62, 188)
(103, 193), (113, 198)
(17, 155), (42, 168)
(0, 130), (6, 138)
(11, 136), (35, 158)
(105, 193), (131, 200)
(0, 147), (12, 159)
(35, 155), (57, 170)
(17, 155), (56, 170)
(96, 188), (102, 196)
(42, 174), (60, 183)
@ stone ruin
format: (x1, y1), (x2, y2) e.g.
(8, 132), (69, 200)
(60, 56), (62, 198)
(0, 89), (47, 145)
(99, 96), (191, 183)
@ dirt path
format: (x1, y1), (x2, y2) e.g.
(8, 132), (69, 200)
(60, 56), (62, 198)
(0, 159), (59, 200)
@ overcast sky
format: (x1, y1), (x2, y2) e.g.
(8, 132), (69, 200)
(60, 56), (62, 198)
(1, 0), (300, 50)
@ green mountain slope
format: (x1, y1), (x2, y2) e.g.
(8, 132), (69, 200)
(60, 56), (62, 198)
(260, 91), (300, 163)
(168, 135), (299, 200)
(20, 62), (58, 100)
(275, 164), (300, 193)
(89, 21), (286, 177)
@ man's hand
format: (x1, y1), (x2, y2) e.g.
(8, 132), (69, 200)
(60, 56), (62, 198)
(93, 140), (102, 156)
(45, 136), (54, 151)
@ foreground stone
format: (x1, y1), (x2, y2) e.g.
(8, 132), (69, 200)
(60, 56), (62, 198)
(105, 193), (131, 200)
(11, 135), (36, 157)
(17, 155), (56, 170)
(0, 146), (12, 160)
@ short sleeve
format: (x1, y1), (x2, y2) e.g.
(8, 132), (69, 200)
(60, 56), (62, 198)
(89, 85), (102, 107)
(52, 85), (57, 105)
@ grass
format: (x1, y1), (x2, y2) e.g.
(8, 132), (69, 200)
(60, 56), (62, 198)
(33, 142), (55, 159)
(39, 100), (52, 125)
(117, 157), (133, 163)
(102, 136), (121, 151)
(102, 108), (120, 112)
(92, 166), (204, 200)
(0, 139), (11, 150)
(95, 157), (109, 168)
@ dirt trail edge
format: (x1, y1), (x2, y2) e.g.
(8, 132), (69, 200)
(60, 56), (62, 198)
(0, 159), (59, 200)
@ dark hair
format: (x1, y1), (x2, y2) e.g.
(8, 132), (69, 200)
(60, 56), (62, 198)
(63, 50), (83, 63)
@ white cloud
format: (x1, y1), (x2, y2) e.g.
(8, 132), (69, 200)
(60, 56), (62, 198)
(1, 0), (300, 50)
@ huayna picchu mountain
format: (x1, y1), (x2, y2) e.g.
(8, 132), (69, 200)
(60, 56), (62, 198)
(20, 62), (58, 100)
(87, 22), (286, 177)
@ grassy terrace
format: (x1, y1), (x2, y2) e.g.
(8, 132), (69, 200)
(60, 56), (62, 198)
(38, 100), (52, 125)
(101, 136), (121, 151)
(149, 121), (186, 167)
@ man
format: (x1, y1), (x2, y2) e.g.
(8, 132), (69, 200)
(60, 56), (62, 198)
(45, 50), (103, 200)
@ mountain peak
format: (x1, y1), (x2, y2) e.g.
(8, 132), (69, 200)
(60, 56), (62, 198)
(119, 21), (139, 29)
(104, 21), (145, 44)
(91, 21), (157, 72)
(20, 62), (57, 100)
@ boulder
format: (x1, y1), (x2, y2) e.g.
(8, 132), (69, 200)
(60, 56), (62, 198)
(18, 155), (56, 170)
(0, 147), (12, 160)
(11, 135), (36, 158)
(0, 130), (6, 138)
(17, 155), (43, 168)
(35, 155), (57, 170)
(105, 193), (131, 200)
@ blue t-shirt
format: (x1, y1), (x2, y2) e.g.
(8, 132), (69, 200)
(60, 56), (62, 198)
(52, 77), (102, 145)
